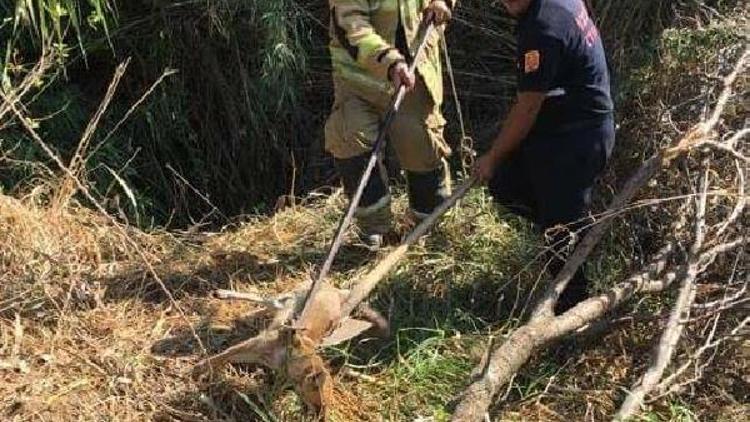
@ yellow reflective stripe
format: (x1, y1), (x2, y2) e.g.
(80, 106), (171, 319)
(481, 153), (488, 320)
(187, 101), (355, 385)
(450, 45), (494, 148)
(330, 48), (391, 91)
(356, 33), (388, 61)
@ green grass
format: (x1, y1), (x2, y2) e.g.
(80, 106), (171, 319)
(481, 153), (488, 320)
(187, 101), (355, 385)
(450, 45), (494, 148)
(1, 0), (116, 85)
(641, 399), (697, 422)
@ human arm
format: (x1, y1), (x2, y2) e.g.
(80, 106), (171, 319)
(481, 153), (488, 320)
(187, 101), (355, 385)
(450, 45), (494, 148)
(474, 92), (545, 183)
(331, 0), (407, 83)
(474, 33), (564, 183)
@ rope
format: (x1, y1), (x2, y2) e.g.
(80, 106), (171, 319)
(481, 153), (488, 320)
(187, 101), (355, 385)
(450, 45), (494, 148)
(440, 28), (476, 176)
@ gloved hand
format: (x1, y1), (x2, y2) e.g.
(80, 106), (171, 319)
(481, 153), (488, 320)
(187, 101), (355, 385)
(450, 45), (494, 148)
(425, 0), (452, 25)
(389, 61), (416, 92)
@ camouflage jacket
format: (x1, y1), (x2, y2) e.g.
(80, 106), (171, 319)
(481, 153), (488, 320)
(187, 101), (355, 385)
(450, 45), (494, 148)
(328, 0), (457, 104)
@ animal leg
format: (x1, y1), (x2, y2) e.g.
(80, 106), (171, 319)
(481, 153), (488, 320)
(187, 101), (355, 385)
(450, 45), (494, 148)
(192, 330), (285, 377)
(354, 303), (390, 338)
(213, 289), (294, 310)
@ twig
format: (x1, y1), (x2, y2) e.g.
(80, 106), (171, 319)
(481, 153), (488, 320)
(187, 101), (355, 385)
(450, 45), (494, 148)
(725, 127), (749, 149)
(0, 53), (53, 126)
(56, 60), (131, 207)
(166, 163), (231, 223)
(716, 160), (746, 237)
(699, 140), (749, 163)
(655, 316), (749, 397)
(697, 237), (746, 269)
(703, 48), (749, 131)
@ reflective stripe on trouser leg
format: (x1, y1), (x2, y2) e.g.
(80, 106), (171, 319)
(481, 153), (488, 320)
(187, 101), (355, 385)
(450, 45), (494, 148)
(406, 158), (452, 220)
(334, 154), (392, 235)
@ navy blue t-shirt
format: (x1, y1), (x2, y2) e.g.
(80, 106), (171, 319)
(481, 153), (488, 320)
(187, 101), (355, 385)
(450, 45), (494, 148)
(517, 0), (613, 133)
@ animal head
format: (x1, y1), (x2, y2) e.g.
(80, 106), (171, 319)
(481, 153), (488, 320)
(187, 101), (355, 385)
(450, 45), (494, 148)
(295, 359), (333, 416)
(285, 332), (334, 416)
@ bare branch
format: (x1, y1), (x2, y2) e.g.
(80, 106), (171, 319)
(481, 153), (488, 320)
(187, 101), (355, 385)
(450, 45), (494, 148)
(531, 47), (749, 321)
(86, 68), (179, 163)
(54, 60), (130, 207)
(0, 53), (53, 127)
(451, 249), (682, 421)
(695, 249), (746, 311)
(530, 153), (666, 320)
(725, 127), (749, 149)
(453, 50), (750, 421)
(697, 238), (746, 270)
(615, 163), (711, 420)
(703, 47), (749, 131)
(699, 140), (749, 163)
(716, 160), (746, 237)
(657, 316), (749, 397)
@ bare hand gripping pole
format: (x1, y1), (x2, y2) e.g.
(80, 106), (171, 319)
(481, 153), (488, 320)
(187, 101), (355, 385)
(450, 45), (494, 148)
(295, 14), (437, 324)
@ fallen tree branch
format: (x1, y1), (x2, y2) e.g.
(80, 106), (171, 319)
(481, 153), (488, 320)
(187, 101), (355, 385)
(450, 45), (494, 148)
(659, 256), (748, 397)
(656, 315), (749, 397)
(531, 47), (748, 321)
(615, 162), (711, 420)
(452, 47), (749, 422)
(451, 252), (682, 421)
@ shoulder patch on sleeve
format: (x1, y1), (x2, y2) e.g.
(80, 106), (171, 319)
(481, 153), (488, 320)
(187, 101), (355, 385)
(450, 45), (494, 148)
(524, 50), (540, 73)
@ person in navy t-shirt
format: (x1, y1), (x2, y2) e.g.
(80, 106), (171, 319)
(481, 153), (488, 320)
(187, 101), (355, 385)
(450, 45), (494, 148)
(474, 0), (615, 314)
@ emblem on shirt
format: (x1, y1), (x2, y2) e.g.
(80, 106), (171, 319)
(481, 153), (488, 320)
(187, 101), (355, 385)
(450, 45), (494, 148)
(524, 50), (540, 73)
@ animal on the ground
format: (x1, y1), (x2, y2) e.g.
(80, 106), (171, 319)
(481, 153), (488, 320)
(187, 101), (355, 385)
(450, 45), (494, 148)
(192, 284), (389, 416)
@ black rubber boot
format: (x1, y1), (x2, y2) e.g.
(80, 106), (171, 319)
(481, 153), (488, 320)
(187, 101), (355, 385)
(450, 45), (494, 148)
(405, 163), (451, 219)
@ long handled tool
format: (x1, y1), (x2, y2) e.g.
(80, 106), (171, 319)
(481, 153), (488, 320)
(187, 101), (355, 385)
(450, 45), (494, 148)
(341, 176), (476, 317)
(295, 13), (437, 325)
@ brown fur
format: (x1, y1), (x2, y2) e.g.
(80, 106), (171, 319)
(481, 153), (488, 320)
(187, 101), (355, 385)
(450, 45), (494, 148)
(192, 284), (388, 417)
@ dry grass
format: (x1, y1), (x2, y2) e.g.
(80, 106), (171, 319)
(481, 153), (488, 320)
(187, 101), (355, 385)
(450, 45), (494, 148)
(1, 186), (747, 421)
(0, 180), (534, 421)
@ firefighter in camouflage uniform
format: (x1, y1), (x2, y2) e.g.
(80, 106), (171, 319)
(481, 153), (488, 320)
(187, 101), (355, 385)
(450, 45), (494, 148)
(325, 0), (456, 248)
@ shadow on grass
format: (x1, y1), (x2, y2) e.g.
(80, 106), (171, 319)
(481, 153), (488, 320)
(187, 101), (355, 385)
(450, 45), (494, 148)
(101, 243), (375, 304)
